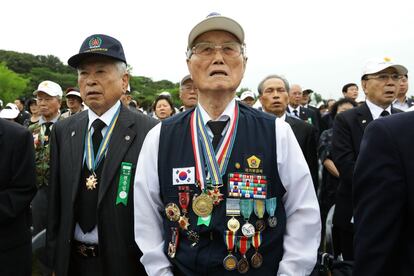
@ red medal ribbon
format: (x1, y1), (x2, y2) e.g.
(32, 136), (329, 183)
(225, 230), (235, 251)
(238, 236), (250, 256)
(178, 186), (190, 212)
(252, 232), (262, 250)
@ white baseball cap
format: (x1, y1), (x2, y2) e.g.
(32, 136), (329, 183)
(66, 90), (81, 99)
(0, 103), (19, 119)
(361, 57), (408, 78)
(240, 91), (255, 101)
(187, 12), (245, 50)
(33, 80), (63, 98)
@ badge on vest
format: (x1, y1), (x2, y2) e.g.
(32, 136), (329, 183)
(172, 167), (195, 185)
(116, 162), (132, 206)
(244, 154), (263, 174)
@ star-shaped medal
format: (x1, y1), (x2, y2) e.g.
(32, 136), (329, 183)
(208, 188), (224, 205)
(178, 215), (190, 230)
(86, 175), (98, 190)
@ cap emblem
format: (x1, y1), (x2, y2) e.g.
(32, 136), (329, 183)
(88, 36), (102, 49)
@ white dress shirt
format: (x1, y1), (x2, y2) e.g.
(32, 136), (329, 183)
(134, 100), (321, 276)
(365, 99), (392, 120)
(74, 101), (121, 244)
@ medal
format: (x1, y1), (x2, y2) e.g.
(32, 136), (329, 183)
(192, 193), (213, 217)
(240, 199), (255, 237)
(254, 200), (266, 232)
(167, 227), (179, 258)
(165, 203), (181, 222)
(223, 230), (237, 271)
(85, 174), (98, 190)
(226, 198), (241, 232)
(251, 232), (263, 268)
(237, 236), (250, 274)
(208, 187), (224, 205)
(266, 197), (277, 228)
(227, 217), (240, 232)
(178, 186), (190, 230)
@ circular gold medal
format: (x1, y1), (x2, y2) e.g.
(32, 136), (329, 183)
(251, 252), (263, 268)
(237, 257), (250, 274)
(192, 193), (213, 217)
(241, 222), (255, 238)
(223, 254), (237, 271)
(165, 203), (181, 222)
(227, 217), (240, 232)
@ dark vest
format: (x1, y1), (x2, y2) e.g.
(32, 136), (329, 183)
(158, 104), (287, 275)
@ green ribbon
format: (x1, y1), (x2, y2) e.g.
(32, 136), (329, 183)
(116, 162), (132, 206)
(240, 199), (253, 220)
(197, 215), (211, 226)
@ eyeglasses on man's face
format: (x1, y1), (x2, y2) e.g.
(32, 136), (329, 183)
(365, 73), (403, 82)
(187, 42), (244, 59)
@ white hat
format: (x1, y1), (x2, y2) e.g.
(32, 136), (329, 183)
(0, 103), (19, 119)
(362, 57), (408, 78)
(187, 12), (245, 49)
(240, 91), (255, 101)
(159, 91), (171, 97)
(66, 90), (81, 98)
(33, 80), (63, 97)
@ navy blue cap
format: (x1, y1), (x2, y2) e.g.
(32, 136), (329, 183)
(68, 34), (127, 68)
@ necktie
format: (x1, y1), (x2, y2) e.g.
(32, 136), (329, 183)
(43, 122), (53, 145)
(293, 110), (299, 118)
(78, 119), (106, 233)
(207, 120), (228, 150)
(380, 110), (390, 117)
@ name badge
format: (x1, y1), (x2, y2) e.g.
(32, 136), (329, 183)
(116, 162), (132, 206)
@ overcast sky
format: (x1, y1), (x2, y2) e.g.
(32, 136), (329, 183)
(2, 0), (413, 100)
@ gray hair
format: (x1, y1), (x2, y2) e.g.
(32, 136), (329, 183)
(77, 60), (127, 76)
(257, 74), (290, 95)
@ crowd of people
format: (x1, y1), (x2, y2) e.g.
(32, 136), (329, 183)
(1, 12), (413, 276)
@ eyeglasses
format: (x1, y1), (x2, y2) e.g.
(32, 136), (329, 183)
(187, 42), (244, 59)
(365, 73), (403, 82)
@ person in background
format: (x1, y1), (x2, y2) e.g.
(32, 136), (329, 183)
(240, 90), (256, 107)
(14, 98), (31, 125)
(0, 103), (20, 122)
(61, 87), (84, 118)
(178, 75), (198, 112)
(332, 57), (406, 260)
(134, 13), (320, 275)
(152, 94), (175, 120)
(341, 83), (359, 101)
(393, 74), (413, 110)
(0, 118), (37, 276)
(24, 98), (40, 127)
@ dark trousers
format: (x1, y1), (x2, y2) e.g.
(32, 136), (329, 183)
(0, 242), (31, 276)
(32, 186), (48, 235)
(332, 225), (354, 260)
(69, 245), (102, 276)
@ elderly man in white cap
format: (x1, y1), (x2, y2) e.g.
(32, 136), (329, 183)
(332, 57), (407, 260)
(29, 80), (63, 235)
(240, 90), (256, 107)
(61, 87), (84, 118)
(134, 13), (320, 275)
(179, 75), (198, 112)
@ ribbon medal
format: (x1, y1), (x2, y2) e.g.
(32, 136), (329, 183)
(266, 197), (278, 227)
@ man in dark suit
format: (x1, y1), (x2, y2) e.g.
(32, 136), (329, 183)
(332, 57), (407, 260)
(259, 74), (318, 190)
(353, 111), (414, 276)
(287, 84), (320, 136)
(46, 34), (157, 276)
(0, 118), (37, 276)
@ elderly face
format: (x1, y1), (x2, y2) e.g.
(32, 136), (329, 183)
(187, 31), (246, 96)
(362, 67), (400, 108)
(180, 79), (198, 108)
(66, 95), (82, 112)
(36, 91), (61, 120)
(344, 85), (359, 101)
(289, 85), (302, 108)
(78, 56), (129, 116)
(155, 99), (173, 120)
(259, 78), (288, 117)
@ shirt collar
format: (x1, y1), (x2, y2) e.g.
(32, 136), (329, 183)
(366, 99), (391, 120)
(198, 99), (235, 125)
(88, 101), (121, 130)
(39, 112), (60, 125)
(288, 104), (300, 112)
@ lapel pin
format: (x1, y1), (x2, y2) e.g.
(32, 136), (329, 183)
(362, 120), (367, 124)
(71, 131), (76, 136)
(125, 135), (130, 141)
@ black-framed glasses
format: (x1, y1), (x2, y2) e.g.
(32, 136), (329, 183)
(187, 42), (244, 59)
(365, 73), (403, 82)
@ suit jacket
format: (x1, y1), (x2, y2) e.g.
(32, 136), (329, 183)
(285, 116), (319, 190)
(353, 111), (414, 276)
(0, 119), (37, 251)
(287, 106), (320, 136)
(331, 103), (400, 228)
(46, 105), (158, 276)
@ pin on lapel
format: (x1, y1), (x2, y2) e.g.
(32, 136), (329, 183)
(125, 135), (130, 141)
(362, 120), (367, 124)
(71, 131), (76, 137)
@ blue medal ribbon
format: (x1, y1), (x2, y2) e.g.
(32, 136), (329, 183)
(265, 197), (277, 217)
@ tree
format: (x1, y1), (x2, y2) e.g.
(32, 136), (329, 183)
(0, 62), (29, 104)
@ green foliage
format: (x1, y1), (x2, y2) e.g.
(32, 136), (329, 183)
(313, 92), (323, 103)
(0, 62), (29, 103)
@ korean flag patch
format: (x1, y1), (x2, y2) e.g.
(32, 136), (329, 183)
(173, 167), (195, 185)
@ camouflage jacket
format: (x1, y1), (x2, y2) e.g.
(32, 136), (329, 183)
(29, 117), (61, 187)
